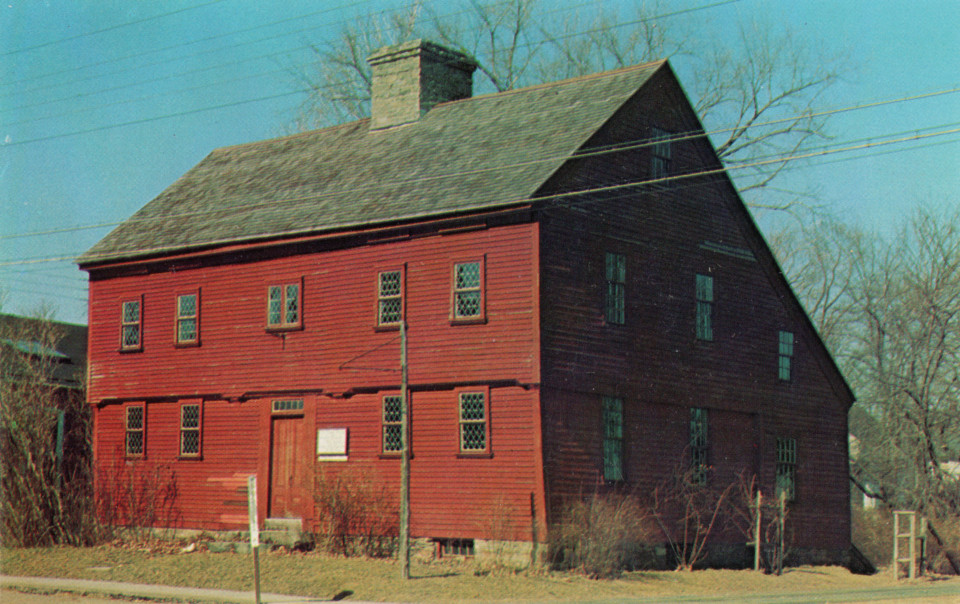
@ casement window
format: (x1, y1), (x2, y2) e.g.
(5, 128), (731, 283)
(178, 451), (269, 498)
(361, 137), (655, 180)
(775, 437), (797, 501)
(695, 274), (714, 341)
(604, 253), (626, 325)
(602, 396), (624, 481)
(382, 394), (404, 454)
(377, 269), (404, 327)
(179, 402), (202, 457)
(690, 407), (709, 485)
(120, 298), (142, 351)
(778, 331), (794, 381)
(452, 259), (485, 322)
(458, 390), (489, 454)
(175, 292), (199, 345)
(125, 404), (145, 457)
(651, 126), (672, 179)
(267, 282), (301, 330)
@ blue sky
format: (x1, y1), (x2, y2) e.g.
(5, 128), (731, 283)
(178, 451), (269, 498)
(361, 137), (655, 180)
(1, 0), (958, 325)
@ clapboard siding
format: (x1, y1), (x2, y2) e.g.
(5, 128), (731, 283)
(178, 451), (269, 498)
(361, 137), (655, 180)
(537, 68), (850, 552)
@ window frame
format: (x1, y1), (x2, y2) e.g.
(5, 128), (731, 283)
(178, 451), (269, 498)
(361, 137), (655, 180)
(450, 257), (486, 324)
(175, 290), (200, 347)
(265, 279), (303, 332)
(271, 399), (304, 415)
(119, 296), (143, 352)
(695, 273), (714, 341)
(604, 252), (626, 325)
(778, 330), (795, 381)
(457, 387), (491, 457)
(381, 393), (405, 456)
(775, 437), (798, 502)
(602, 396), (624, 482)
(376, 267), (405, 329)
(178, 400), (202, 458)
(124, 403), (146, 458)
(690, 407), (709, 486)
(650, 125), (672, 180)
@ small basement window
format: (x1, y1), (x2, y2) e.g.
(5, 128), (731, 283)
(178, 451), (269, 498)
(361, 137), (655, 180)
(435, 538), (474, 557)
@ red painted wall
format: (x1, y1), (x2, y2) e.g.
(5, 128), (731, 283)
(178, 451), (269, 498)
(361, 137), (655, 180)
(88, 222), (546, 538)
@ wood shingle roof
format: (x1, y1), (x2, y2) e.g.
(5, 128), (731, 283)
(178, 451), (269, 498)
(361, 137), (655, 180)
(80, 61), (663, 265)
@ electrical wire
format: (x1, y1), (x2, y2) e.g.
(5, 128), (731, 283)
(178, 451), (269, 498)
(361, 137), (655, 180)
(3, 84), (957, 241)
(1, 124), (956, 268)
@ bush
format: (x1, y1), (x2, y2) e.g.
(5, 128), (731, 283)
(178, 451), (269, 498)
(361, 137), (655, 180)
(550, 493), (653, 578)
(313, 465), (397, 557)
(95, 460), (180, 540)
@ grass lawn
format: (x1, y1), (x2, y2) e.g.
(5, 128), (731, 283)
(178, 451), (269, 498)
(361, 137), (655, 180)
(1, 545), (954, 602)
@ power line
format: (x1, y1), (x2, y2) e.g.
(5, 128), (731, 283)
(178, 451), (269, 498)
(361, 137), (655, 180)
(3, 84), (957, 241)
(1, 0), (230, 57)
(2, 124), (956, 268)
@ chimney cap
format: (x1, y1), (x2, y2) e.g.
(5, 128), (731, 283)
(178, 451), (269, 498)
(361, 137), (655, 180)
(367, 39), (478, 71)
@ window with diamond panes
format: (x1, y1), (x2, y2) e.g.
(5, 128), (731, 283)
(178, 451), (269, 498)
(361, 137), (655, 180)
(690, 407), (708, 485)
(775, 437), (797, 501)
(695, 274), (714, 341)
(267, 282), (300, 329)
(378, 270), (403, 326)
(605, 253), (625, 324)
(176, 293), (198, 344)
(778, 331), (794, 381)
(180, 403), (201, 457)
(453, 261), (483, 320)
(125, 405), (144, 457)
(459, 392), (488, 453)
(651, 126), (672, 179)
(121, 299), (141, 350)
(602, 396), (624, 481)
(382, 395), (403, 453)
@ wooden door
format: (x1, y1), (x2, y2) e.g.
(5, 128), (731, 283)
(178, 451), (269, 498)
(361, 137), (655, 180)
(269, 416), (307, 518)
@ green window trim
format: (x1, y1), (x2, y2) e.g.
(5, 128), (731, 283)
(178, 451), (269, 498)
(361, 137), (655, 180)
(120, 298), (142, 350)
(176, 292), (199, 345)
(775, 437), (797, 501)
(179, 402), (201, 457)
(125, 404), (145, 457)
(778, 331), (794, 381)
(382, 394), (404, 454)
(604, 252), (626, 324)
(267, 281), (301, 329)
(458, 391), (489, 453)
(378, 269), (403, 327)
(452, 260), (485, 321)
(690, 407), (708, 485)
(695, 274), (714, 341)
(602, 396), (624, 481)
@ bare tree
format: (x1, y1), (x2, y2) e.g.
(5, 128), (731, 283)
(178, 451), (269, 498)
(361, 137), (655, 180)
(774, 207), (960, 518)
(287, 0), (841, 212)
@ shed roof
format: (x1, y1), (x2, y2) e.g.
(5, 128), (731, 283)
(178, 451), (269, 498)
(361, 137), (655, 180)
(79, 61), (663, 265)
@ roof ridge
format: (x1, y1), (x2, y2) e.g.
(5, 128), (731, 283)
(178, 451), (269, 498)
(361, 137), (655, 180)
(436, 58), (666, 108)
(212, 117), (371, 154)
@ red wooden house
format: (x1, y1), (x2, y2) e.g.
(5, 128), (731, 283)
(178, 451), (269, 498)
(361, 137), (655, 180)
(79, 40), (852, 565)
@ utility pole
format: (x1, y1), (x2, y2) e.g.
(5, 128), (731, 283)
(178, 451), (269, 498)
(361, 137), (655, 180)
(399, 320), (411, 579)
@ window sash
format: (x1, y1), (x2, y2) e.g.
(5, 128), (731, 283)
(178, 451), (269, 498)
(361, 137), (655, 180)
(602, 396), (623, 481)
(125, 405), (144, 456)
(651, 126), (672, 178)
(382, 395), (403, 453)
(604, 253), (626, 324)
(179, 403), (201, 456)
(378, 270), (403, 326)
(121, 300), (141, 349)
(453, 261), (483, 319)
(267, 283), (301, 328)
(176, 294), (198, 344)
(775, 438), (797, 500)
(690, 407), (708, 485)
(459, 392), (487, 452)
(695, 274), (714, 341)
(778, 331), (794, 381)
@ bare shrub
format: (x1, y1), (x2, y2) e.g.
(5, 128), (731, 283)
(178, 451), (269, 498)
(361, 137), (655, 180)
(313, 465), (397, 557)
(1, 313), (98, 546)
(651, 462), (734, 571)
(95, 459), (180, 540)
(550, 492), (653, 578)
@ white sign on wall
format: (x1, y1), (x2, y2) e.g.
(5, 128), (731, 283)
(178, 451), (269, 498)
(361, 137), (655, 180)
(316, 428), (348, 461)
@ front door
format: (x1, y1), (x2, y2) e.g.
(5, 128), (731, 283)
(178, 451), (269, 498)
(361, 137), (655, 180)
(269, 415), (307, 518)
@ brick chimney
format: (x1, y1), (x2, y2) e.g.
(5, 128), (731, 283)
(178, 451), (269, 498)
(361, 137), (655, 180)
(367, 40), (477, 130)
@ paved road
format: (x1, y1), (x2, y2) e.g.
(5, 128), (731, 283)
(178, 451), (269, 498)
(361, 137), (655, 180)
(3, 577), (959, 603)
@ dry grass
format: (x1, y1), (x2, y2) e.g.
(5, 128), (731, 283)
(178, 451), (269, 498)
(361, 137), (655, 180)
(2, 544), (958, 602)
